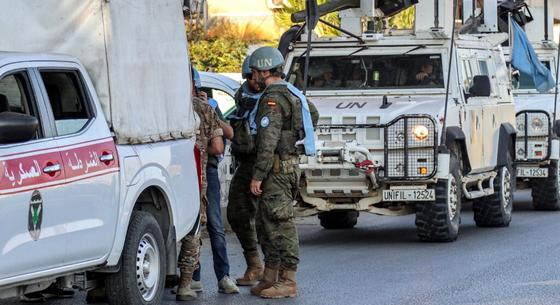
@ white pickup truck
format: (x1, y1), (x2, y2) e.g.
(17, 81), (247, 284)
(0, 1), (200, 305)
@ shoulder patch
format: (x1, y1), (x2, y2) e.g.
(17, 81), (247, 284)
(260, 116), (270, 128)
(266, 99), (277, 107)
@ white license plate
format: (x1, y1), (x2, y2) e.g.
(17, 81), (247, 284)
(517, 167), (548, 178)
(382, 189), (435, 202)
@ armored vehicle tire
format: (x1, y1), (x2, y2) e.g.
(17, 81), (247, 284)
(415, 149), (462, 242)
(318, 210), (358, 229)
(473, 155), (513, 227)
(106, 211), (166, 305)
(531, 160), (560, 211)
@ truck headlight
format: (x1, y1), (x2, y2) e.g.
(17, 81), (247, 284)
(412, 125), (429, 141)
(531, 117), (544, 132)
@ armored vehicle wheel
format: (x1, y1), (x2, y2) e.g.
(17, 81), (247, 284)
(531, 160), (560, 211)
(415, 148), (462, 242)
(473, 154), (513, 227)
(318, 210), (358, 229)
(106, 211), (166, 305)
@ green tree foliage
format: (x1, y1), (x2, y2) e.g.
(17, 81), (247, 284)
(274, 1), (415, 34)
(190, 37), (248, 73)
(273, 0), (340, 37)
(388, 7), (415, 30)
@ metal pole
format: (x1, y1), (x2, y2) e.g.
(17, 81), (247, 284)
(508, 12), (514, 82)
(554, 32), (560, 123)
(434, 0), (439, 29)
(544, 0), (549, 41)
(440, 0), (458, 149)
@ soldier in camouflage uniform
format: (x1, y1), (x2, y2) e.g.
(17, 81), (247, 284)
(248, 46), (318, 299)
(227, 55), (265, 286)
(176, 68), (224, 301)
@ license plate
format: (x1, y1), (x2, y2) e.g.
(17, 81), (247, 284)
(382, 189), (435, 202)
(517, 167), (548, 178)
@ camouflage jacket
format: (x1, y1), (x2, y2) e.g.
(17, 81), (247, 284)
(252, 81), (319, 181)
(193, 97), (223, 224)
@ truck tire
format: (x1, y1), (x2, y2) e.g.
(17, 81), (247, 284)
(415, 149), (461, 242)
(106, 211), (166, 305)
(318, 210), (358, 229)
(531, 160), (560, 210)
(473, 154), (513, 227)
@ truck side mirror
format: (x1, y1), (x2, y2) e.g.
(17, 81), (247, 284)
(0, 112), (39, 144)
(554, 120), (560, 137)
(469, 75), (492, 97)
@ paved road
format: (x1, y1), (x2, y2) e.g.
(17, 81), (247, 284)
(3, 190), (560, 305)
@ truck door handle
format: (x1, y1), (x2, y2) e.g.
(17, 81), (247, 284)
(100, 153), (114, 162)
(43, 164), (62, 174)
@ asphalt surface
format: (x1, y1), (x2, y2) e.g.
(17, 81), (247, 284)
(3, 189), (560, 305)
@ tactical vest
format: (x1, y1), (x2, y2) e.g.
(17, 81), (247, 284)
(229, 85), (260, 157)
(265, 84), (306, 159)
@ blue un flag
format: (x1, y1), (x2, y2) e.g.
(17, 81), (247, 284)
(511, 20), (555, 93)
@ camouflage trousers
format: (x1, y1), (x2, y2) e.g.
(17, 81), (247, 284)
(178, 233), (201, 275)
(256, 169), (300, 270)
(227, 158), (259, 255)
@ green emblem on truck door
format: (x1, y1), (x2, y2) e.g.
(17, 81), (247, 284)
(28, 190), (43, 241)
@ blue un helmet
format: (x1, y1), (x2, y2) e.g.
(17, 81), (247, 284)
(249, 46), (285, 71)
(242, 56), (252, 79)
(191, 66), (202, 88)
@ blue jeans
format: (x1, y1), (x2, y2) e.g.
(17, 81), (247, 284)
(193, 165), (230, 282)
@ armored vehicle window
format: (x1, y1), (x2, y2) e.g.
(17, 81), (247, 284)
(40, 70), (92, 136)
(510, 61), (552, 91)
(288, 54), (444, 90)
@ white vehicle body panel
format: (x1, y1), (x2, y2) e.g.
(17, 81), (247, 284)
(0, 55), (200, 289)
(284, 34), (515, 210)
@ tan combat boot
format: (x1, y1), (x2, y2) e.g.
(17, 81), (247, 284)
(236, 251), (264, 286)
(250, 267), (278, 296)
(175, 273), (197, 301)
(259, 269), (298, 299)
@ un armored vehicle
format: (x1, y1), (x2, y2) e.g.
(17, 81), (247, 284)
(282, 0), (517, 241)
(501, 0), (560, 210)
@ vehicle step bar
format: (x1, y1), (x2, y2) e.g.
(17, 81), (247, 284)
(461, 172), (497, 200)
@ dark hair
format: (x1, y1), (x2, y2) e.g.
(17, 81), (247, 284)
(269, 66), (285, 79)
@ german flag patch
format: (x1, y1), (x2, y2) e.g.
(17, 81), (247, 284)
(267, 100), (277, 107)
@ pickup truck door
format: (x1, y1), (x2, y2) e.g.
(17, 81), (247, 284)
(0, 66), (68, 281)
(33, 65), (120, 265)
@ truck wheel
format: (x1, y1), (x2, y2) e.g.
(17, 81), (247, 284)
(415, 149), (461, 242)
(318, 210), (358, 229)
(106, 211), (166, 305)
(473, 154), (513, 227)
(531, 160), (560, 210)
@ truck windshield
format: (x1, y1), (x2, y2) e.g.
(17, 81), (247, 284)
(511, 61), (552, 91)
(287, 54), (444, 91)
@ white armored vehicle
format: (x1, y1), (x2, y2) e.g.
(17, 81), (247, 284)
(500, 0), (560, 210)
(281, 0), (517, 241)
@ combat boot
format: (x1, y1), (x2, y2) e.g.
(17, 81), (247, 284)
(236, 250), (264, 286)
(250, 267), (278, 296)
(260, 269), (298, 299)
(176, 272), (197, 301)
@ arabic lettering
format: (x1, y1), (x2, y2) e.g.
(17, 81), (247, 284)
(85, 151), (99, 174)
(17, 160), (41, 186)
(67, 152), (84, 171)
(3, 161), (17, 187)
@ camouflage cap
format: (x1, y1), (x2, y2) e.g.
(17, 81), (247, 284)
(249, 46), (285, 71)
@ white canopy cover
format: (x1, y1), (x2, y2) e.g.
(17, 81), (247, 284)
(0, 0), (196, 144)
